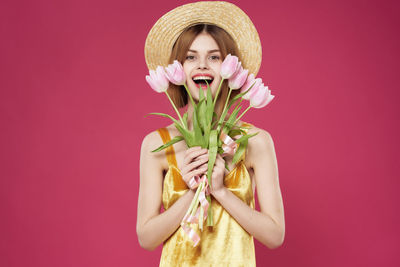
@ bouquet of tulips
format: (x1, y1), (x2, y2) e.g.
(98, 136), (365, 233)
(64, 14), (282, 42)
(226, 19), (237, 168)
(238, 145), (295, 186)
(145, 54), (274, 246)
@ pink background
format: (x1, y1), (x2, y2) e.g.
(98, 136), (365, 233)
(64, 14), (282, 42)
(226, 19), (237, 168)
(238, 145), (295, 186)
(1, 0), (399, 266)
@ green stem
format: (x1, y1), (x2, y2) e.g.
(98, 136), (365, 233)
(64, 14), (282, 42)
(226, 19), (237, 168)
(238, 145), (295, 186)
(183, 83), (196, 107)
(213, 79), (225, 106)
(190, 182), (204, 217)
(234, 105), (252, 125)
(187, 183), (203, 217)
(216, 87), (233, 132)
(165, 91), (186, 129)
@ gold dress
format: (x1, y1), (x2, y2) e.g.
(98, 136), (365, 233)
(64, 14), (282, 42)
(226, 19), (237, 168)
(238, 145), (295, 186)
(157, 123), (256, 267)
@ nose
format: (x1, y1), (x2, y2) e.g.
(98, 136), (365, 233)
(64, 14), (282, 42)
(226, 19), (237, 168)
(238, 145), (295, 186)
(198, 56), (209, 69)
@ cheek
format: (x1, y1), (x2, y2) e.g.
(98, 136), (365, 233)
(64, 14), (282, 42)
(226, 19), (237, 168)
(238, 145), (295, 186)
(183, 64), (193, 77)
(212, 64), (222, 78)
(183, 70), (191, 81)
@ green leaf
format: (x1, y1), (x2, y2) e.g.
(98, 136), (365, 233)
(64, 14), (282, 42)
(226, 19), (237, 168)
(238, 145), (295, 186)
(211, 116), (218, 129)
(202, 84), (213, 148)
(151, 136), (184, 152)
(228, 129), (242, 137)
(199, 84), (205, 101)
(205, 81), (214, 125)
(183, 129), (195, 147)
(182, 112), (188, 130)
(203, 127), (210, 148)
(232, 138), (247, 164)
(235, 132), (259, 144)
(224, 122), (250, 133)
(197, 85), (207, 132)
(173, 122), (191, 138)
(207, 130), (218, 188)
(192, 106), (204, 147)
(217, 99), (231, 130)
(198, 98), (207, 132)
(222, 105), (242, 133)
(146, 112), (181, 127)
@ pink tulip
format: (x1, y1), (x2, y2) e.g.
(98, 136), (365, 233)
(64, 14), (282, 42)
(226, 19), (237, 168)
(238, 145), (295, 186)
(145, 66), (169, 93)
(233, 61), (242, 75)
(165, 60), (186, 85)
(240, 73), (255, 99)
(242, 76), (263, 100)
(228, 65), (248, 90)
(220, 54), (239, 79)
(250, 85), (275, 108)
(257, 87), (275, 108)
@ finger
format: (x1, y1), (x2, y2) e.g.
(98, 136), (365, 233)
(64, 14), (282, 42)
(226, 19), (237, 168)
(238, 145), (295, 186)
(189, 148), (208, 160)
(195, 153), (209, 160)
(183, 148), (208, 165)
(186, 156), (208, 171)
(184, 146), (202, 157)
(182, 162), (208, 179)
(187, 165), (208, 178)
(214, 161), (223, 171)
(182, 157), (208, 174)
(214, 156), (225, 168)
(182, 151), (208, 172)
(215, 153), (223, 162)
(198, 162), (209, 170)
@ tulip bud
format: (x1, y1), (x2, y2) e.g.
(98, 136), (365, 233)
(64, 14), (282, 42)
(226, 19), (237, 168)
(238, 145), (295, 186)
(228, 66), (248, 90)
(145, 66), (170, 93)
(240, 73), (255, 99)
(220, 54), (239, 79)
(250, 85), (275, 108)
(242, 77), (262, 100)
(165, 60), (186, 85)
(256, 87), (275, 108)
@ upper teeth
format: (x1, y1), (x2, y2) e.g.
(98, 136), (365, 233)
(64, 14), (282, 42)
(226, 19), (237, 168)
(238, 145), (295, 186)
(193, 76), (213, 80)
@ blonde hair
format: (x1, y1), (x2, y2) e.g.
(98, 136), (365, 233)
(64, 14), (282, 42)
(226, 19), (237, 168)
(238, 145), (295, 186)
(167, 23), (242, 118)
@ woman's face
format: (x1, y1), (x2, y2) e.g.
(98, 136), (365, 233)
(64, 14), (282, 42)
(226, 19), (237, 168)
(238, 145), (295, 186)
(182, 32), (223, 102)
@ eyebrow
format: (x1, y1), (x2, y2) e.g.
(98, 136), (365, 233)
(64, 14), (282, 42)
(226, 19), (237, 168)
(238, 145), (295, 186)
(188, 49), (220, 53)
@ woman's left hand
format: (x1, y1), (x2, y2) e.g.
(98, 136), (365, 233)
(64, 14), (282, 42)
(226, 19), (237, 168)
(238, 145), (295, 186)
(208, 153), (226, 195)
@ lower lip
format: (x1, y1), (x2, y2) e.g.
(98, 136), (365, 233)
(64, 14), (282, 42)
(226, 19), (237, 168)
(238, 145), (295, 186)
(194, 81), (213, 89)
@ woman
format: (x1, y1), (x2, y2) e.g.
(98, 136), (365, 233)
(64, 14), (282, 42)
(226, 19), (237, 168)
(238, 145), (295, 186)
(137, 2), (285, 266)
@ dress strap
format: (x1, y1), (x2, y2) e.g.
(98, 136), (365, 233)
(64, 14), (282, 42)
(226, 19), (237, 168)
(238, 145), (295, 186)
(156, 127), (178, 168)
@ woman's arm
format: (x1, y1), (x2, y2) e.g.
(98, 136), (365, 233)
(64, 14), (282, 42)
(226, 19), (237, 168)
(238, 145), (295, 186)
(136, 131), (196, 251)
(212, 128), (285, 249)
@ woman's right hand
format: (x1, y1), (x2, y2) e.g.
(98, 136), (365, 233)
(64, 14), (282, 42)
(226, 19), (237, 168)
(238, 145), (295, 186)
(180, 146), (209, 191)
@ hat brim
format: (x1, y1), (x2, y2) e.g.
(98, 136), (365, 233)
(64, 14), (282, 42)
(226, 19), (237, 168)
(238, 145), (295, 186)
(144, 1), (262, 76)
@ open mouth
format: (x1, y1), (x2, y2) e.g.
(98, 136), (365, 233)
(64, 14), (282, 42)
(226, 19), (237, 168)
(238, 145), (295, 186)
(192, 77), (214, 89)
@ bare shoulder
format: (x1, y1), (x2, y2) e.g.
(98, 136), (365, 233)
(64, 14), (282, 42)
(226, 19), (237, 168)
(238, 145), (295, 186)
(246, 123), (273, 145)
(243, 122), (275, 167)
(140, 128), (169, 171)
(141, 129), (163, 153)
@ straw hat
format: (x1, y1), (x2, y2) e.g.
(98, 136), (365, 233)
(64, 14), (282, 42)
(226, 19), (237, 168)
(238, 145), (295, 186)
(144, 1), (262, 76)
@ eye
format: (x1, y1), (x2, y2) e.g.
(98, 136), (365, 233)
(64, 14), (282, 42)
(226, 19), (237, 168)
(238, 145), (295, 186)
(210, 55), (220, 60)
(186, 55), (195, 60)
